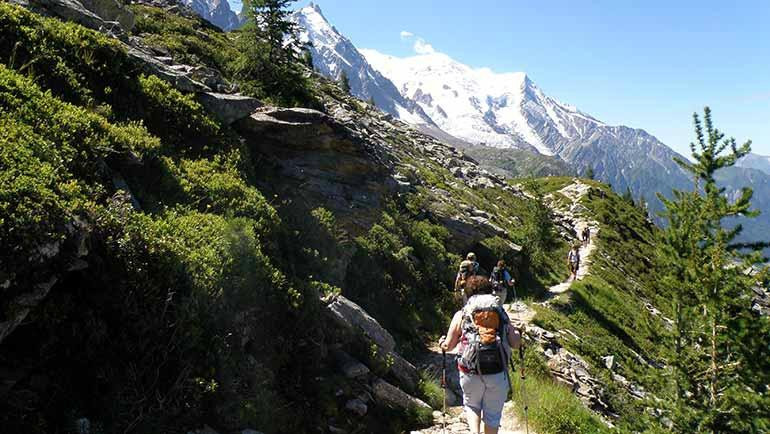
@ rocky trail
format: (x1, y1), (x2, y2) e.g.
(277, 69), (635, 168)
(414, 180), (606, 433)
(544, 180), (600, 296)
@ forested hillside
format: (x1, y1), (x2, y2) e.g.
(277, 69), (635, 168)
(0, 1), (767, 433)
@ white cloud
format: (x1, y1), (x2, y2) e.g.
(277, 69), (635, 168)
(400, 30), (414, 39)
(413, 38), (436, 55)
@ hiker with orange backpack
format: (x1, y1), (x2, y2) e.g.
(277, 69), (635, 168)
(440, 276), (523, 434)
(454, 252), (480, 303)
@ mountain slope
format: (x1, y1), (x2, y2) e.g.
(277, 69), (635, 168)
(293, 3), (435, 126)
(184, 0), (241, 30)
(737, 152), (770, 175)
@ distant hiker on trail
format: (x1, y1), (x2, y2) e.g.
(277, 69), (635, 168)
(455, 253), (480, 303)
(440, 276), (522, 434)
(489, 260), (515, 306)
(581, 226), (591, 245)
(568, 244), (581, 281)
(466, 252), (480, 275)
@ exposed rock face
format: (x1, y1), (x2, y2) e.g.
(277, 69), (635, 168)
(19, 0), (132, 34)
(79, 0), (133, 29)
(326, 295), (397, 352)
(0, 218), (90, 346)
(197, 92), (261, 124)
(183, 0), (242, 30)
(372, 378), (430, 411)
(126, 46), (210, 92)
(235, 107), (397, 233)
(292, 3), (436, 126)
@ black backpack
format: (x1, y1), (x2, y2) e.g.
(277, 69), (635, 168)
(491, 266), (505, 288)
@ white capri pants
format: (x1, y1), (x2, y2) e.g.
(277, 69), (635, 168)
(459, 370), (509, 428)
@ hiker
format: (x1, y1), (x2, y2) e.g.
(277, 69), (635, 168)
(568, 244), (581, 281)
(466, 252), (480, 275)
(489, 260), (515, 305)
(454, 253), (479, 303)
(440, 276), (522, 434)
(581, 226), (591, 245)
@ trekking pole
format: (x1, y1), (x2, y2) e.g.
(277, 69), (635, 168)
(441, 339), (447, 434)
(519, 345), (530, 434)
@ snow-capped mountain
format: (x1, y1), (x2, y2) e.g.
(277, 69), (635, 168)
(294, 4), (769, 246)
(361, 48), (693, 200)
(292, 4), (435, 125)
(737, 153), (770, 175)
(184, 0), (241, 30)
(361, 50), (598, 156)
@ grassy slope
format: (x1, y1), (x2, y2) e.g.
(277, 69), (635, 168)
(461, 145), (575, 178)
(0, 4), (579, 433)
(527, 179), (673, 432)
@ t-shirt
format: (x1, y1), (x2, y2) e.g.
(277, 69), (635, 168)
(568, 250), (580, 264)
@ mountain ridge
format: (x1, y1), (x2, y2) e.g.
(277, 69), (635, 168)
(293, 3), (436, 126)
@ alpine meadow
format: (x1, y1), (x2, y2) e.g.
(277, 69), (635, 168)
(0, 1), (767, 434)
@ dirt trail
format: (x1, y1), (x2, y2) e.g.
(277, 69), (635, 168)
(415, 180), (599, 434)
(546, 180), (600, 296)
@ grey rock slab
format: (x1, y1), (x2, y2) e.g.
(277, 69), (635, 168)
(344, 398), (368, 416)
(372, 378), (431, 411)
(80, 0), (134, 30)
(326, 295), (396, 352)
(332, 350), (370, 379)
(197, 92), (262, 124)
(126, 47), (209, 93)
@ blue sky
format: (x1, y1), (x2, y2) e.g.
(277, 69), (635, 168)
(238, 0), (769, 156)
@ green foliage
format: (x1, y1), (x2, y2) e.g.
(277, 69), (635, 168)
(130, 4), (235, 72)
(460, 146), (574, 178)
(345, 209), (456, 350)
(417, 370), (444, 410)
(233, 0), (314, 105)
(0, 2), (129, 106)
(135, 75), (220, 150)
(585, 166), (595, 180)
(509, 349), (610, 434)
(657, 107), (770, 432)
(339, 70), (351, 93)
(521, 180), (560, 273)
(0, 64), (159, 281)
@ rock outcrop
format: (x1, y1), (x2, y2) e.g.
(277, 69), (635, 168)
(16, 0), (133, 34)
(197, 92), (262, 124)
(327, 295), (396, 352)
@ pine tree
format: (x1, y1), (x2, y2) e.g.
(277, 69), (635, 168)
(622, 186), (634, 205)
(301, 46), (314, 69)
(657, 107), (770, 432)
(232, 0), (312, 104)
(339, 71), (351, 94)
(585, 166), (595, 180)
(522, 180), (558, 272)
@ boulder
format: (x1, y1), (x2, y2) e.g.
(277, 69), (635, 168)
(266, 107), (329, 124)
(344, 398), (368, 416)
(197, 92), (262, 125)
(27, 0), (106, 31)
(190, 66), (231, 92)
(326, 295), (396, 352)
(386, 350), (419, 392)
(126, 47), (209, 93)
(332, 350), (370, 379)
(372, 378), (430, 411)
(601, 355), (615, 370)
(79, 0), (134, 30)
